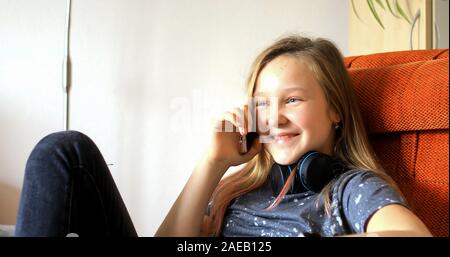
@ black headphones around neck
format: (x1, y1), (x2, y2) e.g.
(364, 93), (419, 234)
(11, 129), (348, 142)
(269, 151), (349, 195)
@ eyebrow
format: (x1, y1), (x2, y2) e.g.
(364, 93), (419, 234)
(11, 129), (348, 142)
(254, 86), (306, 96)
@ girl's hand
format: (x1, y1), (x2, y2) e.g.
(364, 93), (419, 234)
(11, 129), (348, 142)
(204, 104), (262, 169)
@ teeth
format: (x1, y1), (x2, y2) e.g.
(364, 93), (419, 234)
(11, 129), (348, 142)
(270, 134), (299, 143)
(274, 135), (296, 142)
(276, 135), (291, 140)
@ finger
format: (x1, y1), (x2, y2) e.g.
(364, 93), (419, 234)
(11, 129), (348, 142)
(242, 104), (249, 134)
(221, 111), (243, 134)
(231, 107), (245, 131)
(228, 109), (246, 135)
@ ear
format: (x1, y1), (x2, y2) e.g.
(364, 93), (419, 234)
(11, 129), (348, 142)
(328, 108), (341, 124)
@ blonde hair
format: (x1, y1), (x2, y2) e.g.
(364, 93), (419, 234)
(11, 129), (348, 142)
(201, 35), (404, 236)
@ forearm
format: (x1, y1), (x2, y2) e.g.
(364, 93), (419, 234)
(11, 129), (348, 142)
(155, 157), (229, 237)
(343, 230), (433, 237)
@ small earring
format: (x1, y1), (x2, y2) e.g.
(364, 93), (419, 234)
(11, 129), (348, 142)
(334, 123), (340, 130)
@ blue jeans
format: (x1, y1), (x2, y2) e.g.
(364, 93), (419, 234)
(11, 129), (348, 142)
(15, 131), (137, 237)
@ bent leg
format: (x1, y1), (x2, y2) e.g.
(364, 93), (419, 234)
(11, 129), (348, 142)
(15, 131), (137, 237)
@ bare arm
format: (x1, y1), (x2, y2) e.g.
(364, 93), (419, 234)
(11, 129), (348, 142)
(155, 104), (261, 237)
(154, 157), (229, 237)
(343, 204), (433, 237)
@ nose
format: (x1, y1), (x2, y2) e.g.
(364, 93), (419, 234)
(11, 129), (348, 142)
(257, 105), (289, 134)
(268, 107), (288, 128)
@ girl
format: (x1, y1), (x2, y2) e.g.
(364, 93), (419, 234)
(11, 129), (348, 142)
(155, 35), (432, 237)
(15, 35), (432, 237)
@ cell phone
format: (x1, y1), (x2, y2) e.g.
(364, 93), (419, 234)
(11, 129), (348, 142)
(238, 101), (258, 154)
(239, 132), (258, 154)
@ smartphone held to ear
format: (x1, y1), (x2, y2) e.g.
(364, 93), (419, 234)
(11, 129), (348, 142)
(239, 132), (258, 154)
(238, 101), (259, 154)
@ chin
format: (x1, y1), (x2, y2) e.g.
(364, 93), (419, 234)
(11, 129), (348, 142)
(270, 151), (302, 165)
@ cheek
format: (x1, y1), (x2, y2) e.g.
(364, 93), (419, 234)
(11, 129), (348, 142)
(288, 109), (323, 129)
(291, 108), (332, 138)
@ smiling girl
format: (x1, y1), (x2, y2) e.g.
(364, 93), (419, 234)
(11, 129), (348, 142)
(155, 35), (432, 237)
(16, 35), (432, 237)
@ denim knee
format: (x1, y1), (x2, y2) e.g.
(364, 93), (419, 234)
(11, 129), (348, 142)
(38, 130), (96, 151)
(27, 130), (98, 165)
(40, 130), (92, 146)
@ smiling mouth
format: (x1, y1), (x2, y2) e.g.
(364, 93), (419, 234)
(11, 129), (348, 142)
(271, 133), (300, 144)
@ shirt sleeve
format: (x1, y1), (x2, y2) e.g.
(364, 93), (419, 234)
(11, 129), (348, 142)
(336, 170), (410, 234)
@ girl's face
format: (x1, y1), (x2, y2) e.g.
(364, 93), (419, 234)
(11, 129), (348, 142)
(254, 55), (340, 165)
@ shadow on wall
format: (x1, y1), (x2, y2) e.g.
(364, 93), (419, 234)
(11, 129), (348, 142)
(0, 182), (20, 225)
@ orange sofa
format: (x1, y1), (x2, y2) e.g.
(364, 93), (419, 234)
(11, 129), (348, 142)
(345, 49), (449, 237)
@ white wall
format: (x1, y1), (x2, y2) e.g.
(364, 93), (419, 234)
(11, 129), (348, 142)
(0, 0), (348, 236)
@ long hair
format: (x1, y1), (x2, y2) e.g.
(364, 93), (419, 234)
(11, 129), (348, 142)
(201, 34), (404, 236)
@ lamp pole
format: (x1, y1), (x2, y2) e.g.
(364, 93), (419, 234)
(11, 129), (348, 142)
(63, 0), (72, 131)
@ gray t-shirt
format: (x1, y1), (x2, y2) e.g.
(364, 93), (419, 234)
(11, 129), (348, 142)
(221, 168), (408, 237)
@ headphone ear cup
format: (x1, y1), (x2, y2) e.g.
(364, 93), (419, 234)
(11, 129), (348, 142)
(269, 152), (349, 195)
(297, 152), (346, 193)
(269, 165), (288, 196)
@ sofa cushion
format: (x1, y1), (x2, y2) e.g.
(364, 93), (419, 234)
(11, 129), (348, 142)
(345, 49), (449, 68)
(349, 59), (448, 134)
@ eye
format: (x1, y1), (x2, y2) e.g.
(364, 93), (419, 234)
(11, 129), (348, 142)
(286, 97), (302, 104)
